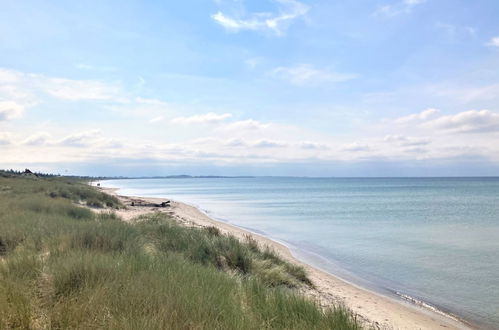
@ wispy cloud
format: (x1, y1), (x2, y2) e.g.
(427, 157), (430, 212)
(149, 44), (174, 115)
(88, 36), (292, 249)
(393, 108), (499, 134)
(342, 143), (370, 152)
(394, 108), (439, 124)
(270, 64), (357, 86)
(135, 97), (168, 106)
(20, 130), (123, 150)
(44, 77), (121, 101)
(211, 0), (308, 35)
(374, 0), (427, 17)
(423, 110), (499, 134)
(0, 68), (123, 103)
(171, 112), (232, 125)
(0, 132), (13, 145)
(0, 101), (24, 121)
(225, 138), (248, 147)
(57, 130), (103, 147)
(244, 57), (265, 70)
(435, 22), (476, 42)
(486, 36), (499, 47)
(384, 135), (431, 146)
(149, 116), (165, 124)
(299, 141), (330, 150)
(252, 140), (287, 148)
(219, 119), (269, 131)
(22, 132), (52, 146)
(0, 69), (39, 121)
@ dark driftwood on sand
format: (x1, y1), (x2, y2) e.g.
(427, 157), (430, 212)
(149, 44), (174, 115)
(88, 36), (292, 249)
(130, 200), (170, 208)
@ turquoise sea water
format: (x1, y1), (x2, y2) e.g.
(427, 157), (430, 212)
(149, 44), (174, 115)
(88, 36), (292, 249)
(101, 177), (499, 328)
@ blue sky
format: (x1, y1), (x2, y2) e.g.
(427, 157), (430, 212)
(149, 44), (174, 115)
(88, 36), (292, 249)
(1, 0), (499, 176)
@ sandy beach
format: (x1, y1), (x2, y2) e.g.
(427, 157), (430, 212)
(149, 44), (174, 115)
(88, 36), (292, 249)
(97, 185), (472, 330)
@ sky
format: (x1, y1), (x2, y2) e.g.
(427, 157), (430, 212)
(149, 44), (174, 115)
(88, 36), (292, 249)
(1, 0), (499, 177)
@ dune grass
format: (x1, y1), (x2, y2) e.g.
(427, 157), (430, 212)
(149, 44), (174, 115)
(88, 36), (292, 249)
(0, 174), (361, 329)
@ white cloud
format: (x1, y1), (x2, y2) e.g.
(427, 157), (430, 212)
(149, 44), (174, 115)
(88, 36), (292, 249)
(253, 140), (287, 148)
(0, 67), (123, 109)
(270, 64), (357, 86)
(57, 130), (102, 147)
(220, 119), (269, 131)
(486, 36), (499, 47)
(149, 116), (165, 124)
(0, 69), (39, 120)
(211, 0), (308, 35)
(171, 112), (233, 125)
(393, 109), (499, 134)
(383, 134), (407, 143)
(394, 108), (439, 124)
(22, 132), (52, 146)
(384, 135), (430, 146)
(424, 109), (499, 134)
(135, 97), (168, 106)
(403, 146), (428, 154)
(43, 77), (120, 101)
(0, 69), (23, 84)
(225, 138), (248, 147)
(6, 116), (499, 170)
(0, 101), (24, 121)
(342, 143), (370, 152)
(404, 139), (431, 146)
(99, 139), (124, 149)
(18, 130), (123, 150)
(299, 141), (330, 150)
(104, 97), (174, 120)
(374, 0), (426, 17)
(0, 132), (12, 145)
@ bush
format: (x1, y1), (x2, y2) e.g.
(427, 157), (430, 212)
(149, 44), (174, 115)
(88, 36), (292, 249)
(205, 225), (221, 236)
(86, 198), (104, 208)
(67, 206), (93, 220)
(51, 252), (119, 297)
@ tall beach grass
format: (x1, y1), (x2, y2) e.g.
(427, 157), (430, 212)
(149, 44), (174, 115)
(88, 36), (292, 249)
(0, 173), (361, 329)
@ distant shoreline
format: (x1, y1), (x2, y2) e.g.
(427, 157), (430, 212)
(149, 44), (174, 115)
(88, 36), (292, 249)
(100, 175), (499, 180)
(96, 182), (472, 330)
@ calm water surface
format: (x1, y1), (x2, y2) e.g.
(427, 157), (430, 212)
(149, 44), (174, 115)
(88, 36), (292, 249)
(102, 177), (499, 328)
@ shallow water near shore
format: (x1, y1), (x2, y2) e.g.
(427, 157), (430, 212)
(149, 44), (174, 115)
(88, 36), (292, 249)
(101, 177), (499, 329)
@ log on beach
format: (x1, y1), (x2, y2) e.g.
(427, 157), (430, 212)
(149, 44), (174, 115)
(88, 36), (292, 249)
(129, 200), (171, 208)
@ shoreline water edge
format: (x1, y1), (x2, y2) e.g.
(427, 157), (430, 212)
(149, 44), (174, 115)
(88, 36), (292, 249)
(96, 183), (473, 330)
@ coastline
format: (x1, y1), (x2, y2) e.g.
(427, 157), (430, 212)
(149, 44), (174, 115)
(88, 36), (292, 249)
(97, 184), (472, 330)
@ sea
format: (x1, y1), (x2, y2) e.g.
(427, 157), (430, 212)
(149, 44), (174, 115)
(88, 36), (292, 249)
(101, 177), (499, 329)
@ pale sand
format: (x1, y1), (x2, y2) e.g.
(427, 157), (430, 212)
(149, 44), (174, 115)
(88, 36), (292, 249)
(97, 186), (472, 330)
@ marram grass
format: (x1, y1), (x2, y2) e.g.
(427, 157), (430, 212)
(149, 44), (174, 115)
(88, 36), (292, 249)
(0, 173), (361, 329)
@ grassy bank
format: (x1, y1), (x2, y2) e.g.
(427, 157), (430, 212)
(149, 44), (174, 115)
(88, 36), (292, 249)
(0, 173), (361, 329)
